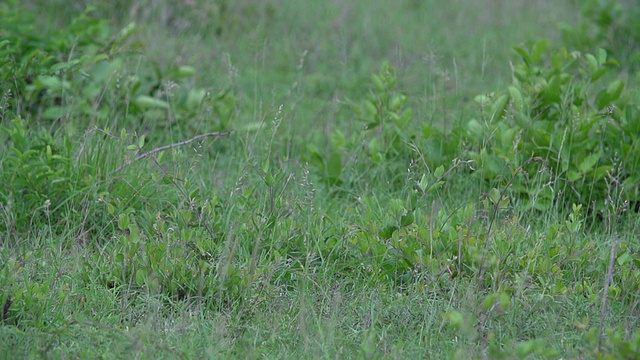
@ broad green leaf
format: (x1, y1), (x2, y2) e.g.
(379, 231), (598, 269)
(134, 95), (170, 110)
(434, 165), (445, 179)
(379, 225), (398, 239)
(490, 94), (509, 121)
(616, 252), (631, 266)
(466, 119), (484, 139)
(118, 214), (130, 230)
(326, 151), (342, 180)
(372, 74), (384, 93)
(50, 59), (80, 72)
(483, 293), (496, 310)
(567, 170), (581, 182)
(331, 130), (347, 149)
(578, 151), (601, 174)
(512, 45), (532, 65)
(177, 65), (196, 77)
(400, 212), (414, 227)
(117, 22), (137, 41)
(364, 100), (378, 119)
(187, 88), (206, 110)
(427, 181), (444, 194)
(596, 48), (607, 64)
(605, 79), (624, 102)
(418, 174), (429, 193)
(135, 268), (147, 286)
(489, 188), (501, 205)
(515, 340), (538, 358)
(544, 75), (562, 103)
(42, 106), (71, 120)
(586, 53), (598, 73)
(508, 86), (524, 112)
(264, 173), (275, 186)
(474, 94), (492, 107)
(591, 68), (608, 83)
(35, 75), (69, 91)
(390, 94), (406, 111)
(531, 40), (548, 63)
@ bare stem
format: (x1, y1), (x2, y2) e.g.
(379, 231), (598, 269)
(115, 130), (232, 173)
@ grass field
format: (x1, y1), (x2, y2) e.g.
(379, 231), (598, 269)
(1, 0), (639, 358)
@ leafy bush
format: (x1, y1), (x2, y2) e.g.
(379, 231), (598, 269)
(467, 40), (639, 214)
(0, 2), (237, 239)
(304, 61), (459, 191)
(559, 0), (640, 67)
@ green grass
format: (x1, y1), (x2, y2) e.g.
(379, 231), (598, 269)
(2, 0), (640, 359)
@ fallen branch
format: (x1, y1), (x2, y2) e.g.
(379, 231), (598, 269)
(115, 130), (232, 173)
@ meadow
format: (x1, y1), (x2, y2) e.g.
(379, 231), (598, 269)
(1, 0), (639, 358)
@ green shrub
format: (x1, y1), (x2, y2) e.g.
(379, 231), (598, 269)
(0, 2), (236, 239)
(467, 40), (639, 214)
(559, 0), (640, 68)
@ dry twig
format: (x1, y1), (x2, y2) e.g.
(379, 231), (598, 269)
(114, 130), (232, 173)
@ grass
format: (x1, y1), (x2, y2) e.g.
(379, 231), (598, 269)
(2, 0), (639, 359)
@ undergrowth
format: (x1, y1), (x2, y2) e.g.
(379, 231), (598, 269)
(1, 0), (639, 359)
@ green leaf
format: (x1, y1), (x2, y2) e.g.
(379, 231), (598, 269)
(390, 94), (406, 111)
(596, 48), (607, 64)
(508, 86), (524, 112)
(50, 59), (80, 73)
(372, 74), (384, 93)
(488, 188), (501, 205)
(586, 53), (598, 74)
(379, 225), (398, 239)
(531, 40), (548, 63)
(490, 94), (509, 121)
(326, 151), (342, 180)
(577, 151), (601, 174)
(177, 65), (196, 77)
(330, 130), (347, 149)
(118, 214), (130, 230)
(544, 75), (562, 103)
(186, 88), (206, 110)
(474, 94), (492, 107)
(418, 174), (429, 193)
(264, 173), (275, 187)
(513, 45), (532, 65)
(134, 95), (170, 110)
(135, 268), (147, 286)
(567, 170), (582, 182)
(499, 292), (511, 308)
(35, 75), (63, 90)
(605, 79), (624, 102)
(427, 181), (444, 194)
(433, 165), (445, 179)
(483, 293), (496, 310)
(515, 340), (538, 358)
(42, 106), (71, 120)
(400, 212), (414, 227)
(446, 311), (465, 328)
(617, 252), (631, 266)
(466, 118), (484, 139)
